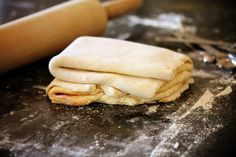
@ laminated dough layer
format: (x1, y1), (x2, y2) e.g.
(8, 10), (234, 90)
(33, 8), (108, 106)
(47, 37), (194, 106)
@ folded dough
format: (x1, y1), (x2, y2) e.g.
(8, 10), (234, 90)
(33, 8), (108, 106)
(47, 37), (193, 106)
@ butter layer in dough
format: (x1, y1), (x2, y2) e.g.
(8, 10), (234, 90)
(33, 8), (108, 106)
(47, 73), (193, 106)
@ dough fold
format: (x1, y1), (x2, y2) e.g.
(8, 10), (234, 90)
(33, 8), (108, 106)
(47, 37), (193, 106)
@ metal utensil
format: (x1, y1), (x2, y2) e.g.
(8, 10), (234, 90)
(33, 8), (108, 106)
(198, 45), (236, 69)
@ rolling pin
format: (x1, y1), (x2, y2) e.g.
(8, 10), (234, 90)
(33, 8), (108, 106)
(0, 0), (142, 73)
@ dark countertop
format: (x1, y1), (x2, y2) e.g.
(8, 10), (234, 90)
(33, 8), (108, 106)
(0, 0), (236, 157)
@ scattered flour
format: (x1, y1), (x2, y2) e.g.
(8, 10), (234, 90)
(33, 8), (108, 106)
(150, 123), (182, 157)
(104, 133), (153, 157)
(0, 135), (10, 145)
(146, 105), (158, 114)
(9, 111), (15, 115)
(192, 70), (217, 79)
(180, 89), (214, 119)
(149, 88), (224, 157)
(216, 86), (233, 97)
(52, 121), (67, 131)
(49, 145), (91, 157)
(0, 133), (89, 157)
(72, 116), (79, 120)
(173, 142), (179, 149)
(127, 13), (184, 31)
(32, 85), (47, 90)
(210, 77), (236, 85)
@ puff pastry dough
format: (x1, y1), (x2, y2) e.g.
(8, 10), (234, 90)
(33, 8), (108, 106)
(47, 37), (193, 106)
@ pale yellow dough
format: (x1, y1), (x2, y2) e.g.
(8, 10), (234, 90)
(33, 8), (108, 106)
(47, 37), (194, 106)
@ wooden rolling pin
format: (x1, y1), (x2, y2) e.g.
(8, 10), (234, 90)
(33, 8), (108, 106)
(0, 0), (142, 73)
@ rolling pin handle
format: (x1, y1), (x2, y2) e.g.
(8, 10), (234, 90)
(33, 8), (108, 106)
(102, 0), (143, 19)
